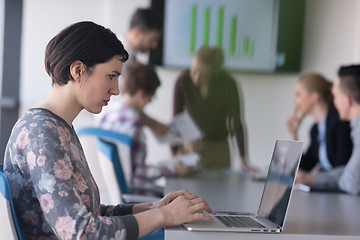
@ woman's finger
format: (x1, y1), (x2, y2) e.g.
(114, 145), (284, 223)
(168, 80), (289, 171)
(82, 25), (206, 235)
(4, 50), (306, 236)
(190, 198), (213, 213)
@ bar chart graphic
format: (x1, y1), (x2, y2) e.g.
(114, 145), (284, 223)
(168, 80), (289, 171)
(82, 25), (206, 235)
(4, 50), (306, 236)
(163, 0), (279, 71)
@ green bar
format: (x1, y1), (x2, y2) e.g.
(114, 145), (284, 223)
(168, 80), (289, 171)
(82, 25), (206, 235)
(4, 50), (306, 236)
(203, 7), (210, 46)
(243, 37), (249, 56)
(216, 6), (224, 47)
(248, 40), (254, 57)
(230, 16), (236, 55)
(190, 5), (197, 53)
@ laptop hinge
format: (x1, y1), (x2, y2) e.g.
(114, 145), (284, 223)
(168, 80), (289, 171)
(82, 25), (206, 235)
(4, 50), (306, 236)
(256, 216), (281, 230)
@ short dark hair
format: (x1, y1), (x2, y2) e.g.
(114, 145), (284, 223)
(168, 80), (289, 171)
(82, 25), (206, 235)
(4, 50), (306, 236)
(338, 64), (360, 103)
(129, 8), (162, 32)
(45, 21), (129, 85)
(123, 62), (160, 96)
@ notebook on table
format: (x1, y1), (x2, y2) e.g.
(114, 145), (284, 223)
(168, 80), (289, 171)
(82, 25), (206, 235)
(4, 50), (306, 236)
(183, 139), (303, 233)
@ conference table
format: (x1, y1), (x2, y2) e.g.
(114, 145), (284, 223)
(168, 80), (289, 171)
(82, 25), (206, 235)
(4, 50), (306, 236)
(164, 171), (360, 240)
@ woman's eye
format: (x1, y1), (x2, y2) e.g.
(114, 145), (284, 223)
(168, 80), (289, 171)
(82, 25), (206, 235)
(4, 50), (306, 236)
(109, 75), (116, 80)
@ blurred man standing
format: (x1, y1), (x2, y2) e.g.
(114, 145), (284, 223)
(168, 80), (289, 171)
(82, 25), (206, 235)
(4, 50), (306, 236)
(122, 7), (162, 74)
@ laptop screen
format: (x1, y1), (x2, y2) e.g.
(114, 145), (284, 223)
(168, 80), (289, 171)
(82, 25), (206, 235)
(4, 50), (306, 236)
(257, 140), (303, 227)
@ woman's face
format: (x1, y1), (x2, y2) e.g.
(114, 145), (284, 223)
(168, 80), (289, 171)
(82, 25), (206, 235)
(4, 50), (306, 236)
(294, 81), (317, 116)
(190, 56), (212, 86)
(78, 55), (123, 114)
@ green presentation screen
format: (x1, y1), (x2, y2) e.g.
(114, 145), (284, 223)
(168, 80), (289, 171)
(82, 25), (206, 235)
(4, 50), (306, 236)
(162, 0), (304, 72)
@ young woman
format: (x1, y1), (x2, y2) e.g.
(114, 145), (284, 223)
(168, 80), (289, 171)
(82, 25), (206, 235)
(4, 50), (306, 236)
(173, 46), (253, 170)
(287, 73), (352, 173)
(3, 21), (213, 240)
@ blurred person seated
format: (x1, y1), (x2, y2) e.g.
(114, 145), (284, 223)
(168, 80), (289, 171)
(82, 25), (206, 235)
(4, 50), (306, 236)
(296, 65), (360, 195)
(287, 73), (352, 173)
(96, 63), (189, 186)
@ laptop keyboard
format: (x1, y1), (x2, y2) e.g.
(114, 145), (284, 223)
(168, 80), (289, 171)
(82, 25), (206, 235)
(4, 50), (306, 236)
(216, 216), (266, 228)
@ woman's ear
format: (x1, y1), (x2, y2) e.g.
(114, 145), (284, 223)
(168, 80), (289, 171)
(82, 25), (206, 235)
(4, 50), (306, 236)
(69, 60), (85, 82)
(310, 91), (320, 103)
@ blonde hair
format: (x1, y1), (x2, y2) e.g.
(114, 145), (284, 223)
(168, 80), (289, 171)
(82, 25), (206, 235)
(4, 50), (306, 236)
(299, 73), (333, 104)
(195, 46), (224, 73)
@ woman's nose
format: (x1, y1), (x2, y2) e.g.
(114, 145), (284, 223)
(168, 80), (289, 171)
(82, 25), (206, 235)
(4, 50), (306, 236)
(111, 80), (121, 96)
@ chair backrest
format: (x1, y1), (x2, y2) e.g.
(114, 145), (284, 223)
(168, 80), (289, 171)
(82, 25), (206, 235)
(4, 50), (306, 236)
(0, 164), (23, 240)
(77, 127), (133, 204)
(97, 138), (129, 194)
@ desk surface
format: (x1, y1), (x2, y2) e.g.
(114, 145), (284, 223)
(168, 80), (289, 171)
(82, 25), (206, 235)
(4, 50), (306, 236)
(165, 172), (360, 239)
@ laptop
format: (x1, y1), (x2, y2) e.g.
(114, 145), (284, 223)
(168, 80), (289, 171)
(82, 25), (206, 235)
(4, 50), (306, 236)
(183, 139), (303, 233)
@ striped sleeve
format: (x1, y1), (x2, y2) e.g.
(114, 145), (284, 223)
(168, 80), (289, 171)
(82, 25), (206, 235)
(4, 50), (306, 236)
(339, 147), (360, 195)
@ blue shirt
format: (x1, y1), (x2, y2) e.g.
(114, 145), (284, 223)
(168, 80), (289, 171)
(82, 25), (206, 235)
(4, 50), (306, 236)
(315, 114), (360, 195)
(317, 112), (332, 170)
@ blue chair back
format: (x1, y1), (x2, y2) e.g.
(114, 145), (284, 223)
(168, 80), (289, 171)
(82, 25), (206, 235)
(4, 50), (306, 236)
(77, 127), (132, 146)
(77, 127), (132, 195)
(77, 127), (162, 205)
(77, 128), (164, 239)
(0, 164), (23, 240)
(97, 138), (129, 194)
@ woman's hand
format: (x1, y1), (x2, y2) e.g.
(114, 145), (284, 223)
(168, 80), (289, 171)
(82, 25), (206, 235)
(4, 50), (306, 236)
(296, 169), (316, 185)
(151, 190), (193, 209)
(286, 107), (303, 140)
(296, 164), (320, 186)
(134, 190), (213, 238)
(173, 161), (191, 176)
(159, 192), (214, 226)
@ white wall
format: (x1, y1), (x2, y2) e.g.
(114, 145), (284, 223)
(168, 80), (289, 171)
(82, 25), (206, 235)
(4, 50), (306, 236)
(20, 0), (360, 170)
(301, 0), (360, 75)
(20, 0), (149, 108)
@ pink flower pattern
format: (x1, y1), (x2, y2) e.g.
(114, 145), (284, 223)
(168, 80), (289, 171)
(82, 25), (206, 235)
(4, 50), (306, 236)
(4, 109), (136, 239)
(54, 159), (72, 180)
(74, 172), (88, 193)
(99, 216), (113, 225)
(16, 127), (30, 149)
(55, 216), (76, 240)
(27, 151), (36, 170)
(58, 190), (69, 197)
(84, 216), (96, 233)
(80, 194), (91, 208)
(40, 193), (54, 213)
(37, 155), (46, 166)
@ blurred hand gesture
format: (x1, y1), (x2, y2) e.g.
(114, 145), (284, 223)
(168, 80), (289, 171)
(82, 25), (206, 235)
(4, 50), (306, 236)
(286, 107), (303, 140)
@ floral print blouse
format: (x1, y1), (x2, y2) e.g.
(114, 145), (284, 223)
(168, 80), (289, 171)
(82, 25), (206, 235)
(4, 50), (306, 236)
(3, 108), (139, 240)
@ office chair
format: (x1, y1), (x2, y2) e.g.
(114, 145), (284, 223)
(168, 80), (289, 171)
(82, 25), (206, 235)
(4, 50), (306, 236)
(77, 127), (161, 204)
(0, 164), (23, 240)
(78, 128), (164, 239)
